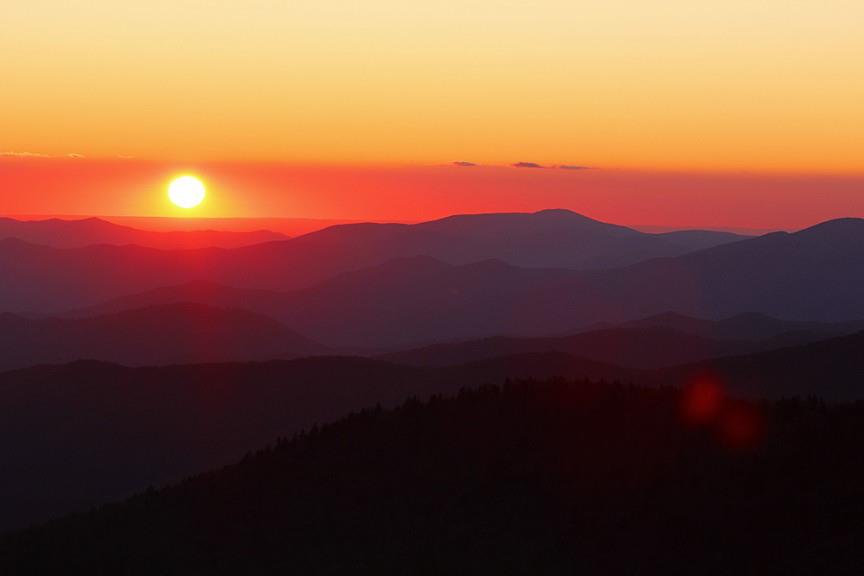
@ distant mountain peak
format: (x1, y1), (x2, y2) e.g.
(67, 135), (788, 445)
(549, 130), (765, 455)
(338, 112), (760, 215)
(533, 208), (592, 218)
(426, 208), (604, 224)
(796, 217), (864, 238)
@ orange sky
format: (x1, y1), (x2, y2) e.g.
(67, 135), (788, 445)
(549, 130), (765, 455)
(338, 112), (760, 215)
(4, 1), (864, 171)
(1, 158), (861, 231)
(1, 1), (862, 227)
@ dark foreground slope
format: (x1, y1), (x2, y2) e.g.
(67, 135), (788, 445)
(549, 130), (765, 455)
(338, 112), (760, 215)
(0, 353), (628, 532)
(4, 329), (864, 532)
(3, 380), (863, 575)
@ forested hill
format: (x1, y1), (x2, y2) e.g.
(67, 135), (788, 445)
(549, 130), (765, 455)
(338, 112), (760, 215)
(4, 379), (864, 575)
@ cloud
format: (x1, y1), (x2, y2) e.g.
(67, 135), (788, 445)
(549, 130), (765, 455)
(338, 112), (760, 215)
(0, 151), (85, 159)
(453, 161), (478, 167)
(558, 164), (589, 170)
(512, 162), (545, 169)
(0, 151), (51, 158)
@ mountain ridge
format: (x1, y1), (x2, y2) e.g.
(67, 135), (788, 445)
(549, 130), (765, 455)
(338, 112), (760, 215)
(0, 303), (325, 371)
(0, 216), (288, 249)
(4, 375), (864, 573)
(67, 215), (864, 348)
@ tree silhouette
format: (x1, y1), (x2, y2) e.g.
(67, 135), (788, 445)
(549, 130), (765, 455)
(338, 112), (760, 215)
(3, 378), (864, 574)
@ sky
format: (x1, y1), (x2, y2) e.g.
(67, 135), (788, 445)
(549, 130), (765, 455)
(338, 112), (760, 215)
(2, 1), (862, 227)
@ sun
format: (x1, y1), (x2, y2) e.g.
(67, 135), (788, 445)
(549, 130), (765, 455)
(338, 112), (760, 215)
(168, 176), (206, 209)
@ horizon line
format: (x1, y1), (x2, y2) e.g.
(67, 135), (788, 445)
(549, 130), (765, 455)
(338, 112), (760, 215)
(0, 209), (793, 236)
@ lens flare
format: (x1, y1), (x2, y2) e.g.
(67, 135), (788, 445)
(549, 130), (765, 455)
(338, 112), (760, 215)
(681, 377), (724, 425)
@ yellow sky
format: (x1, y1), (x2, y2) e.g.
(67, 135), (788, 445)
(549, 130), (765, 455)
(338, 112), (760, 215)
(3, 0), (863, 172)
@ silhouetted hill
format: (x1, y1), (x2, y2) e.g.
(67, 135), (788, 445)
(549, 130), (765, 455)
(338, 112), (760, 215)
(87, 290), (864, 353)
(652, 227), (750, 250)
(0, 304), (325, 371)
(381, 325), (781, 369)
(275, 217), (864, 345)
(0, 239), (230, 313)
(0, 217), (286, 249)
(274, 257), (589, 347)
(620, 311), (864, 343)
(0, 353), (629, 531)
(2, 324), (864, 534)
(4, 380), (864, 574)
(593, 217), (864, 322)
(72, 257), (587, 347)
(4, 217), (863, 343)
(292, 208), (745, 269)
(71, 281), (290, 318)
(0, 209), (744, 313)
(380, 314), (864, 371)
(654, 330), (864, 401)
(73, 214), (864, 348)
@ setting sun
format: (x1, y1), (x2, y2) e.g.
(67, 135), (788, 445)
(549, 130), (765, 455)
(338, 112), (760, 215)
(168, 176), (206, 209)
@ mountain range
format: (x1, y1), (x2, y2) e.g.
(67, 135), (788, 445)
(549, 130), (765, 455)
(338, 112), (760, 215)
(3, 327), (864, 531)
(6, 296), (862, 374)
(282, 209), (744, 269)
(70, 218), (864, 348)
(0, 209), (745, 314)
(0, 216), (287, 249)
(0, 303), (323, 371)
(3, 208), (864, 536)
(380, 319), (864, 370)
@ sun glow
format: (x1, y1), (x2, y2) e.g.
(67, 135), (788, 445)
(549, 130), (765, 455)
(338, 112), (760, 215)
(168, 176), (206, 209)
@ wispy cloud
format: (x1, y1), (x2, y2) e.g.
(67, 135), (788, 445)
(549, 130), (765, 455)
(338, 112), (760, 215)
(512, 162), (545, 169)
(0, 151), (85, 159)
(558, 164), (590, 170)
(453, 161), (478, 167)
(0, 151), (51, 158)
